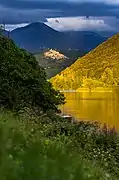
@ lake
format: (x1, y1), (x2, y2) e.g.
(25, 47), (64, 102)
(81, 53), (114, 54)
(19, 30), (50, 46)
(61, 90), (119, 131)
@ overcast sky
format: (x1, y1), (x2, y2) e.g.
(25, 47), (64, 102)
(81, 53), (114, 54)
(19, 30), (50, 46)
(1, 0), (119, 31)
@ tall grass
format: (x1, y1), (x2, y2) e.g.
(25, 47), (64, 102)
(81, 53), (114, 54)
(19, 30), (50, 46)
(0, 110), (118, 180)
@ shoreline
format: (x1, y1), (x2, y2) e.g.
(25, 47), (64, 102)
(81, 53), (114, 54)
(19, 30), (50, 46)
(58, 112), (117, 133)
(60, 88), (113, 93)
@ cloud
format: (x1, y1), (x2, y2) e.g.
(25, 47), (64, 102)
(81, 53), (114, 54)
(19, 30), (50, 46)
(5, 23), (29, 31)
(0, 0), (119, 32)
(1, 1), (119, 19)
(45, 16), (118, 31)
(0, 5), (61, 24)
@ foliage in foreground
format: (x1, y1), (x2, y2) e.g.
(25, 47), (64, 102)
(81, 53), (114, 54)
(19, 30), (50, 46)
(51, 33), (119, 90)
(0, 36), (65, 112)
(0, 110), (118, 180)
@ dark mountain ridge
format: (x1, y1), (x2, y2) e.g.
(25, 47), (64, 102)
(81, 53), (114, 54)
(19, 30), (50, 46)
(10, 22), (107, 53)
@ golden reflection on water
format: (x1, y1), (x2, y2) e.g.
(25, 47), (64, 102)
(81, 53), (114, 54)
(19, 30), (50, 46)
(61, 91), (119, 131)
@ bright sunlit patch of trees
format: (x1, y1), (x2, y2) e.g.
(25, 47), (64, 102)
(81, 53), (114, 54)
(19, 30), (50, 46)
(51, 33), (119, 90)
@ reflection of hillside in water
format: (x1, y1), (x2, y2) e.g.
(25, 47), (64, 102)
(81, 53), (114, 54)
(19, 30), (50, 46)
(61, 91), (119, 131)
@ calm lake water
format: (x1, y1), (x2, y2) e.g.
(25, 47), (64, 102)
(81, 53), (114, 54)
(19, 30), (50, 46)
(61, 90), (119, 131)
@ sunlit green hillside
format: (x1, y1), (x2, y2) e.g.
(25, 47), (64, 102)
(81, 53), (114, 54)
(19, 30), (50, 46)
(51, 34), (119, 90)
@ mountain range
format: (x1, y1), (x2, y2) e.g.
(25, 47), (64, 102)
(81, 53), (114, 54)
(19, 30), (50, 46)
(4, 22), (108, 53)
(50, 33), (119, 90)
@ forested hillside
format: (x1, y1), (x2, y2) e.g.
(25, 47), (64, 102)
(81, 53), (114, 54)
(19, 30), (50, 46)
(0, 36), (64, 112)
(51, 34), (119, 90)
(34, 49), (86, 78)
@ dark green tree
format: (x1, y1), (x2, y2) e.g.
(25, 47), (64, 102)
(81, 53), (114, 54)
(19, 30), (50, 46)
(0, 36), (65, 112)
(0, 25), (3, 35)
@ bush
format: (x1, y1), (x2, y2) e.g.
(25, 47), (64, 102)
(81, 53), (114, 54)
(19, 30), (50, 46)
(32, 115), (119, 177)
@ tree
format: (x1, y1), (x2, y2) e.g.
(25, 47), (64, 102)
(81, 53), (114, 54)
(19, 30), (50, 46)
(0, 36), (65, 112)
(101, 68), (114, 85)
(82, 78), (105, 90)
(0, 23), (5, 36)
(0, 25), (3, 35)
